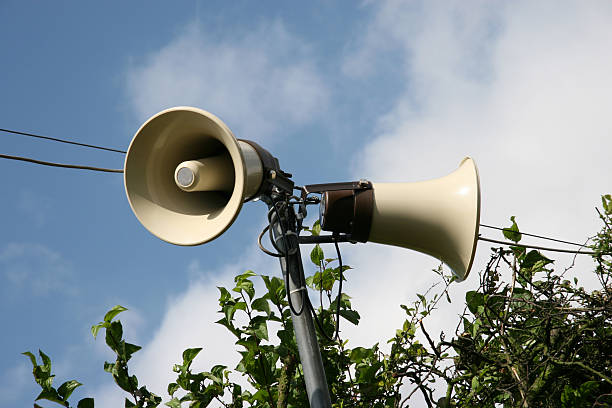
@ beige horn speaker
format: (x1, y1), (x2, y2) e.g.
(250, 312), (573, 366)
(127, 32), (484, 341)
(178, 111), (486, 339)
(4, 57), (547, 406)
(319, 158), (480, 280)
(124, 107), (265, 246)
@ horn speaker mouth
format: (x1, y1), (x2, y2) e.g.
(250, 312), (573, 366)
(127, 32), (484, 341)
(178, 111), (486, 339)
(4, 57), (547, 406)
(124, 107), (247, 246)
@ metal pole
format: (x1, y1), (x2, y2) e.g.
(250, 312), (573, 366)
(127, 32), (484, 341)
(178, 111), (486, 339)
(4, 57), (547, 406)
(268, 200), (332, 408)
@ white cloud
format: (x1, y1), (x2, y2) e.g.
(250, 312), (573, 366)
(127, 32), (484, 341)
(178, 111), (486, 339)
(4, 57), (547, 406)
(0, 243), (76, 295)
(348, 1), (612, 232)
(341, 1), (612, 405)
(126, 20), (328, 142)
(93, 239), (279, 407)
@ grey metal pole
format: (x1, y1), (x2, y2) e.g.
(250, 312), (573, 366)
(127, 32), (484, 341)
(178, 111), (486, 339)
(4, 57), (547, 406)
(268, 201), (332, 408)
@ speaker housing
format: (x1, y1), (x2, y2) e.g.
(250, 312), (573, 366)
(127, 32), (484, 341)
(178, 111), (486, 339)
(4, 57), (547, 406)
(318, 158), (481, 280)
(124, 107), (265, 246)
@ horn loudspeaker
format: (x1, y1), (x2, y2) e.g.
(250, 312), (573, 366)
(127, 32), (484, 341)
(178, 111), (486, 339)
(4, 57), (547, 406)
(368, 158), (480, 280)
(124, 107), (264, 246)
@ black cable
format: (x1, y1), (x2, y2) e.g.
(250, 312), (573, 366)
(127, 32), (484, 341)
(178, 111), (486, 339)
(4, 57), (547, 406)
(267, 204), (297, 257)
(269, 199), (305, 316)
(478, 236), (606, 255)
(480, 223), (587, 247)
(308, 298), (336, 342)
(0, 153), (123, 173)
(0, 128), (126, 154)
(257, 225), (283, 257)
(306, 236), (345, 344)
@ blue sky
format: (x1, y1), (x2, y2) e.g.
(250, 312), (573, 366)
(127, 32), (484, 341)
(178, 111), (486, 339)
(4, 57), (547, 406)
(2, 1), (612, 407)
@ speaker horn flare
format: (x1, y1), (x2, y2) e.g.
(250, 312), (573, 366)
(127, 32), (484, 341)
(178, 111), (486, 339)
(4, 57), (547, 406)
(317, 158), (481, 281)
(124, 107), (264, 246)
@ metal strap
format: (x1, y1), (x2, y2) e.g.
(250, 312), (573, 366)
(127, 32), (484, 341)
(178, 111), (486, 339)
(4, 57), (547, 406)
(302, 180), (372, 194)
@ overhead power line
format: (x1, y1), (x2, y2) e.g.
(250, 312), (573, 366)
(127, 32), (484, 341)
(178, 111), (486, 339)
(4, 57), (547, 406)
(0, 127), (127, 154)
(478, 236), (605, 255)
(479, 223), (586, 247)
(0, 153), (123, 173)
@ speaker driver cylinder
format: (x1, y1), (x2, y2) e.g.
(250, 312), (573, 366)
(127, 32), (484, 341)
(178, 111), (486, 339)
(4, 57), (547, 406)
(174, 155), (235, 192)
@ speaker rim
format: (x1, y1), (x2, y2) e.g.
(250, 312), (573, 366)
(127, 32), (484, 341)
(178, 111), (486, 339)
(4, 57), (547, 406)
(124, 106), (248, 246)
(458, 156), (481, 281)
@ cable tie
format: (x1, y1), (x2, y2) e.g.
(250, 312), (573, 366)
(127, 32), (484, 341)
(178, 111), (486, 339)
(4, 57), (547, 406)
(274, 230), (298, 244)
(289, 287), (307, 295)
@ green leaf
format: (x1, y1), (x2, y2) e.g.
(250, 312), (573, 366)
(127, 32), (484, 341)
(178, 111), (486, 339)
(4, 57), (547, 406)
(35, 388), (63, 404)
(263, 276), (284, 304)
(521, 250), (552, 269)
(234, 280), (255, 300)
(251, 316), (269, 341)
(215, 317), (241, 338)
(277, 328), (295, 346)
(77, 397), (94, 408)
(312, 220), (321, 236)
(58, 379), (82, 400)
(561, 384), (575, 406)
(306, 272), (321, 290)
(167, 382), (180, 396)
(339, 309), (360, 325)
(39, 349), (52, 372)
(165, 397), (182, 408)
(578, 380), (599, 397)
(465, 291), (485, 314)
(114, 368), (136, 393)
(251, 297), (270, 315)
(471, 318), (482, 337)
(105, 321), (124, 354)
(321, 268), (336, 291)
(334, 264), (352, 278)
(232, 384), (243, 402)
(124, 342), (142, 361)
(471, 376), (480, 390)
(104, 305), (128, 323)
(22, 351), (37, 368)
(234, 270), (256, 284)
(503, 216), (522, 243)
(356, 362), (381, 383)
(510, 245), (527, 257)
(91, 323), (104, 340)
(104, 361), (117, 375)
(218, 286), (232, 304)
(182, 347), (202, 367)
(310, 244), (324, 266)
(125, 398), (137, 408)
(602, 194), (612, 214)
(350, 347), (374, 363)
(210, 364), (228, 382)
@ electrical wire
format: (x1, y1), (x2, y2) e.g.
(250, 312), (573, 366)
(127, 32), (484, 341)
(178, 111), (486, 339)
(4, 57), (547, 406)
(267, 203), (298, 257)
(307, 236), (345, 343)
(478, 236), (606, 255)
(293, 187), (343, 342)
(268, 199), (306, 316)
(0, 153), (123, 173)
(0, 127), (127, 154)
(479, 223), (586, 247)
(257, 225), (283, 258)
